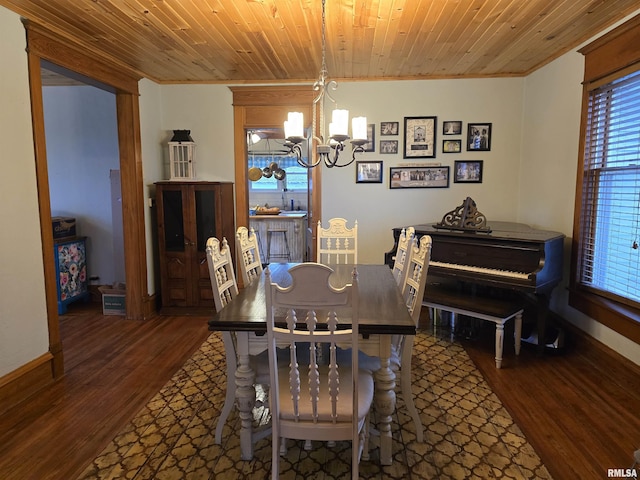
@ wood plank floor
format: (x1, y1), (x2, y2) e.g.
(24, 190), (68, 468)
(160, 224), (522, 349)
(0, 301), (638, 479)
(456, 314), (640, 479)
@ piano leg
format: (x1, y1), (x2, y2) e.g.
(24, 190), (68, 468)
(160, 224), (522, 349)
(535, 292), (551, 354)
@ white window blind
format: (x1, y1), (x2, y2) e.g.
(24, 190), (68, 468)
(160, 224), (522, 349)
(579, 70), (640, 307)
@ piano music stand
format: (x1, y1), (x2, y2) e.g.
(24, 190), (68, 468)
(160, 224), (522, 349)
(433, 196), (492, 233)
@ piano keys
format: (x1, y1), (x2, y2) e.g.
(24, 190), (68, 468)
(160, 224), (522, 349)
(385, 221), (564, 295)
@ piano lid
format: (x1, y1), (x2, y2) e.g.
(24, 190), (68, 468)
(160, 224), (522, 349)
(412, 221), (564, 243)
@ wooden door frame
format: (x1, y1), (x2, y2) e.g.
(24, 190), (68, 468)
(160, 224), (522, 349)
(231, 86), (321, 261)
(24, 21), (150, 378)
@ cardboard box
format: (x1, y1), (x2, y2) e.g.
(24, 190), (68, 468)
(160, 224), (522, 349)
(52, 216), (76, 240)
(99, 286), (126, 315)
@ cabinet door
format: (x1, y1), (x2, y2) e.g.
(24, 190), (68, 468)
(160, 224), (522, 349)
(157, 184), (195, 307)
(193, 185), (218, 305)
(156, 182), (234, 309)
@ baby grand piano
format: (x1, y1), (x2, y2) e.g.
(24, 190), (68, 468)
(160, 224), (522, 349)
(385, 199), (565, 350)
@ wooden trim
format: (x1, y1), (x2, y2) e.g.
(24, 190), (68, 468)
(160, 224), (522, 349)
(116, 93), (149, 320)
(23, 20), (141, 93)
(0, 353), (54, 416)
(231, 86), (320, 260)
(569, 288), (640, 344)
(26, 40), (64, 379)
(17, 19), (151, 409)
(571, 14), (640, 345)
(579, 13), (640, 83)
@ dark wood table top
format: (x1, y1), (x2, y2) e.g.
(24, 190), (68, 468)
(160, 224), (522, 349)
(208, 263), (415, 336)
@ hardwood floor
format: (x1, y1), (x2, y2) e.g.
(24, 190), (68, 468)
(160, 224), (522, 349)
(0, 302), (212, 480)
(0, 301), (638, 479)
(455, 313), (640, 479)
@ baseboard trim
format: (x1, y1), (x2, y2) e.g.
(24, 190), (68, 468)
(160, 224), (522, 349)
(0, 352), (55, 415)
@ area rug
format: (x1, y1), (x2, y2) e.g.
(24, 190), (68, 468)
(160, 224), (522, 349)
(76, 329), (552, 479)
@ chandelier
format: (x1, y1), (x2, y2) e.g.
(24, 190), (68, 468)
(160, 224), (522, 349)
(284, 0), (367, 168)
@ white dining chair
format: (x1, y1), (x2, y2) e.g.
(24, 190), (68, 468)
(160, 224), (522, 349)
(394, 234), (432, 441)
(206, 236), (271, 446)
(317, 217), (358, 264)
(391, 226), (415, 285)
(265, 263), (373, 480)
(236, 226), (264, 287)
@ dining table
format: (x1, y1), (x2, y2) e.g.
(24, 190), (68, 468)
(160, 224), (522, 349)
(208, 262), (415, 465)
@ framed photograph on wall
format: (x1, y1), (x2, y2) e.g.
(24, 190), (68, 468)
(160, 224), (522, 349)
(467, 123), (492, 151)
(356, 161), (383, 183)
(404, 116), (436, 158)
(389, 165), (449, 189)
(380, 121), (399, 135)
(443, 120), (462, 135)
(363, 123), (375, 152)
(380, 140), (398, 154)
(454, 160), (483, 183)
(442, 139), (461, 153)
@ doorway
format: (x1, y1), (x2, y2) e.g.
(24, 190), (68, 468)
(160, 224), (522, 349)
(231, 86), (322, 261)
(25, 22), (149, 377)
(42, 64), (125, 300)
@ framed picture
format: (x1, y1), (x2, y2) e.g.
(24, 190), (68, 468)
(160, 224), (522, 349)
(454, 160), (483, 183)
(404, 116), (436, 158)
(356, 161), (383, 183)
(380, 140), (398, 154)
(363, 124), (375, 152)
(380, 121), (399, 136)
(389, 166), (449, 189)
(442, 139), (461, 153)
(467, 123), (492, 151)
(443, 121), (462, 135)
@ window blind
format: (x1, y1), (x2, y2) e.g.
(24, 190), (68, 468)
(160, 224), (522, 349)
(579, 70), (640, 307)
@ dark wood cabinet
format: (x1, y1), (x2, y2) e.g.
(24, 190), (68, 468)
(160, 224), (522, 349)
(155, 181), (234, 311)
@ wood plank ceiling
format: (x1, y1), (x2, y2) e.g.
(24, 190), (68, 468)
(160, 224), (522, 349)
(2, 0), (640, 84)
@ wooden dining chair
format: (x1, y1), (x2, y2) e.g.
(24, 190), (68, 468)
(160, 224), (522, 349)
(317, 218), (358, 264)
(265, 263), (374, 480)
(236, 226), (263, 287)
(391, 226), (415, 285)
(206, 236), (271, 446)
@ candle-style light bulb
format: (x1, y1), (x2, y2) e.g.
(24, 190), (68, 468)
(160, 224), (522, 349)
(352, 116), (368, 141)
(284, 112), (304, 139)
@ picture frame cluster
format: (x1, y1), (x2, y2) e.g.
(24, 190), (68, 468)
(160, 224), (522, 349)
(353, 118), (491, 187)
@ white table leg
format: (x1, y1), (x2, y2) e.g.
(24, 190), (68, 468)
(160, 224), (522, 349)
(234, 331), (256, 460)
(374, 334), (396, 465)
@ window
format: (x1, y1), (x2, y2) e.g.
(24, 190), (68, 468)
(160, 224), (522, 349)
(571, 15), (640, 344)
(249, 156), (308, 191)
(577, 71), (640, 307)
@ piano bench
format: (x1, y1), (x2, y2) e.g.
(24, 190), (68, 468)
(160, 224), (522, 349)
(423, 282), (523, 369)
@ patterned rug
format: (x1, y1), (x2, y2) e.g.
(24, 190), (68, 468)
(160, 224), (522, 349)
(76, 327), (552, 479)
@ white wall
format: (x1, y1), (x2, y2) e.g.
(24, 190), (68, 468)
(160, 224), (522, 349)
(44, 85), (122, 286)
(522, 24), (640, 365)
(159, 84), (236, 183)
(319, 78), (525, 264)
(0, 7), (49, 377)
(139, 78), (164, 294)
(156, 79), (525, 265)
